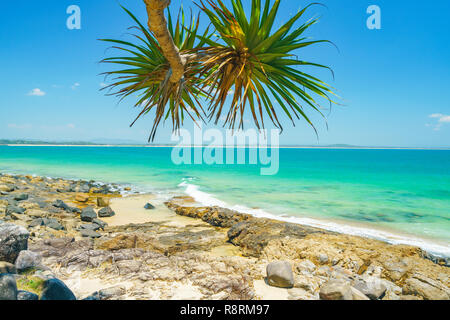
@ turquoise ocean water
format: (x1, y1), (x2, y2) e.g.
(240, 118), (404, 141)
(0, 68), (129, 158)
(0, 146), (449, 256)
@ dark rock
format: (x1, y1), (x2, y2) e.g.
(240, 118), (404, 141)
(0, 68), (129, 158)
(421, 251), (450, 267)
(69, 207), (81, 214)
(15, 250), (42, 272)
(80, 207), (97, 222)
(40, 278), (76, 300)
(93, 219), (107, 229)
(82, 286), (126, 300)
(80, 224), (100, 231)
(98, 285), (126, 300)
(80, 229), (101, 238)
(52, 200), (69, 211)
(36, 201), (48, 209)
(266, 261), (294, 288)
(13, 194), (28, 201)
(98, 207), (115, 218)
(0, 223), (29, 263)
(78, 184), (91, 193)
(6, 205), (25, 215)
(17, 290), (39, 300)
(0, 274), (17, 300)
(29, 218), (44, 228)
(47, 221), (65, 231)
(144, 203), (155, 210)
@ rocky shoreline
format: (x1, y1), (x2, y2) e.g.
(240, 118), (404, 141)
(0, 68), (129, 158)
(0, 172), (449, 300)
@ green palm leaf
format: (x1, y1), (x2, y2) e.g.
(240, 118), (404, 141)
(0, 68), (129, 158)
(100, 6), (210, 141)
(195, 0), (337, 132)
(100, 1), (338, 140)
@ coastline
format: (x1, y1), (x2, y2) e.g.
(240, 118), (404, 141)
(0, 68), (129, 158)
(3, 144), (450, 150)
(1, 164), (449, 258)
(0, 172), (449, 300)
(180, 183), (450, 259)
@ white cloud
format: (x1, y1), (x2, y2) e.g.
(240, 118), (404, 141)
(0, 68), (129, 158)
(428, 113), (450, 131)
(67, 124), (76, 129)
(27, 88), (46, 96)
(71, 82), (80, 90)
(100, 82), (108, 88)
(439, 116), (450, 123)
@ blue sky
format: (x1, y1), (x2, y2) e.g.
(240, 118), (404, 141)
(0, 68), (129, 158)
(0, 0), (449, 147)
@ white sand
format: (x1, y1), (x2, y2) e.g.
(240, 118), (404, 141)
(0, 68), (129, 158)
(103, 194), (209, 228)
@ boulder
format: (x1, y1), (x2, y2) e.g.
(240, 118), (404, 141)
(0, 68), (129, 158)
(40, 278), (76, 300)
(93, 219), (107, 229)
(80, 207), (97, 222)
(15, 250), (42, 272)
(97, 197), (110, 207)
(47, 221), (65, 231)
(0, 274), (17, 300)
(80, 229), (101, 238)
(94, 285), (127, 300)
(13, 194), (28, 201)
(144, 203), (155, 210)
(52, 200), (69, 211)
(17, 290), (39, 300)
(319, 280), (353, 300)
(69, 207), (81, 214)
(353, 276), (387, 300)
(0, 223), (29, 263)
(80, 223), (101, 231)
(0, 261), (17, 274)
(98, 207), (115, 218)
(29, 218), (44, 228)
(266, 261), (294, 288)
(295, 259), (316, 274)
(6, 205), (25, 215)
(78, 184), (91, 193)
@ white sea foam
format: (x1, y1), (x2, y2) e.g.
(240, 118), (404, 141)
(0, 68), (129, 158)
(179, 182), (450, 258)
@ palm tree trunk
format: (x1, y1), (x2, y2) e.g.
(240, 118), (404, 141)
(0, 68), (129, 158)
(144, 0), (185, 83)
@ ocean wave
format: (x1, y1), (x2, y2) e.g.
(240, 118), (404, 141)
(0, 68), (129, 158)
(179, 182), (450, 258)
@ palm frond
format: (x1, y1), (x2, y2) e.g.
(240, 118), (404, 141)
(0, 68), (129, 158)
(195, 0), (337, 132)
(100, 1), (338, 140)
(100, 6), (210, 141)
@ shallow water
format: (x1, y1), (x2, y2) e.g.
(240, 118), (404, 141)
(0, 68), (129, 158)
(0, 146), (449, 256)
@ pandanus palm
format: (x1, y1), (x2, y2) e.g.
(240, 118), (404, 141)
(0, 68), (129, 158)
(101, 0), (337, 141)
